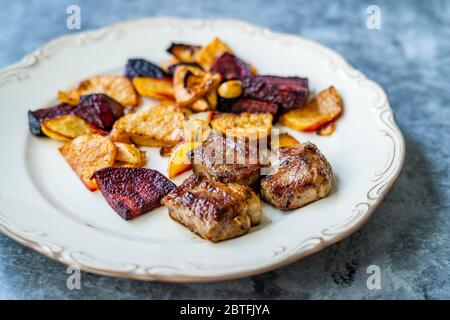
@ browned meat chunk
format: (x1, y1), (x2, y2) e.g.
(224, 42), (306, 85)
(260, 142), (333, 210)
(94, 168), (176, 220)
(242, 75), (309, 110)
(162, 174), (262, 242)
(190, 133), (266, 187)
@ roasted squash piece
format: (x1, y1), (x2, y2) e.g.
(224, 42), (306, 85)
(58, 76), (138, 107)
(132, 77), (174, 100)
(41, 115), (92, 142)
(114, 151), (147, 168)
(168, 141), (200, 178)
(110, 104), (186, 147)
(217, 80), (243, 99)
(211, 112), (273, 139)
(195, 38), (232, 71)
(317, 121), (336, 136)
(59, 135), (117, 191)
(279, 86), (343, 132)
(270, 132), (300, 150)
(173, 65), (215, 107)
(167, 43), (201, 63)
(114, 142), (142, 165)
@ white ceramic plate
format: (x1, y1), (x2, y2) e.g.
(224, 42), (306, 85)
(0, 17), (404, 282)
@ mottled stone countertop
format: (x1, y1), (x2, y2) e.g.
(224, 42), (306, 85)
(0, 0), (449, 299)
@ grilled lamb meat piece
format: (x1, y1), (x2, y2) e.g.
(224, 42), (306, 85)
(94, 167), (176, 220)
(162, 174), (262, 242)
(260, 142), (333, 210)
(190, 133), (267, 187)
(242, 75), (309, 110)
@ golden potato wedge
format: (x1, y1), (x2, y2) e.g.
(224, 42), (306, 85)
(41, 115), (92, 142)
(114, 151), (147, 168)
(317, 121), (336, 136)
(110, 104), (186, 147)
(190, 98), (210, 112)
(59, 134), (117, 191)
(168, 141), (200, 178)
(167, 43), (201, 63)
(195, 38), (232, 70)
(132, 77), (175, 100)
(270, 132), (300, 150)
(58, 76), (138, 107)
(205, 73), (222, 109)
(211, 112), (273, 139)
(114, 142), (142, 164)
(279, 86), (343, 132)
(173, 65), (215, 107)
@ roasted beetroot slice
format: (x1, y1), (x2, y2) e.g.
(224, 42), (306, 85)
(94, 168), (176, 220)
(220, 98), (279, 116)
(242, 75), (309, 110)
(211, 52), (252, 81)
(124, 58), (167, 79)
(74, 94), (124, 131)
(28, 103), (74, 136)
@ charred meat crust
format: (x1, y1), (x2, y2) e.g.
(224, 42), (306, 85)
(242, 75), (309, 110)
(190, 133), (265, 187)
(260, 142), (333, 210)
(94, 168), (176, 220)
(162, 174), (262, 242)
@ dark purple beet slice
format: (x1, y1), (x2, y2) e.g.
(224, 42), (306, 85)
(242, 75), (309, 110)
(94, 168), (176, 220)
(28, 103), (74, 136)
(74, 94), (124, 130)
(219, 98), (279, 116)
(211, 52), (252, 81)
(124, 58), (167, 79)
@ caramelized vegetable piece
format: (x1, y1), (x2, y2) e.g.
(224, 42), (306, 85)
(243, 75), (309, 110)
(219, 98), (279, 116)
(211, 52), (253, 81)
(271, 133), (300, 150)
(318, 121), (336, 136)
(160, 145), (174, 157)
(94, 168), (176, 220)
(114, 151), (147, 168)
(173, 65), (215, 107)
(114, 142), (142, 164)
(58, 76), (138, 107)
(211, 112), (273, 139)
(41, 115), (92, 141)
(28, 103), (75, 136)
(59, 135), (117, 191)
(168, 141), (200, 178)
(124, 58), (166, 79)
(279, 86), (343, 132)
(217, 80), (243, 99)
(110, 104), (186, 147)
(195, 38), (232, 71)
(167, 43), (201, 63)
(132, 77), (175, 100)
(167, 62), (201, 76)
(74, 94), (124, 130)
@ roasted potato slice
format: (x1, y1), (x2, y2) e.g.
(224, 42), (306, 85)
(279, 86), (343, 132)
(168, 141), (200, 178)
(195, 38), (232, 71)
(110, 104), (186, 147)
(160, 145), (174, 157)
(211, 112), (273, 139)
(167, 43), (201, 63)
(114, 151), (147, 168)
(59, 135), (117, 191)
(271, 133), (300, 150)
(114, 142), (142, 164)
(173, 65), (215, 107)
(58, 76), (138, 107)
(41, 115), (92, 142)
(132, 77), (175, 100)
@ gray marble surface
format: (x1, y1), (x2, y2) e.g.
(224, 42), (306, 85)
(0, 0), (449, 300)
